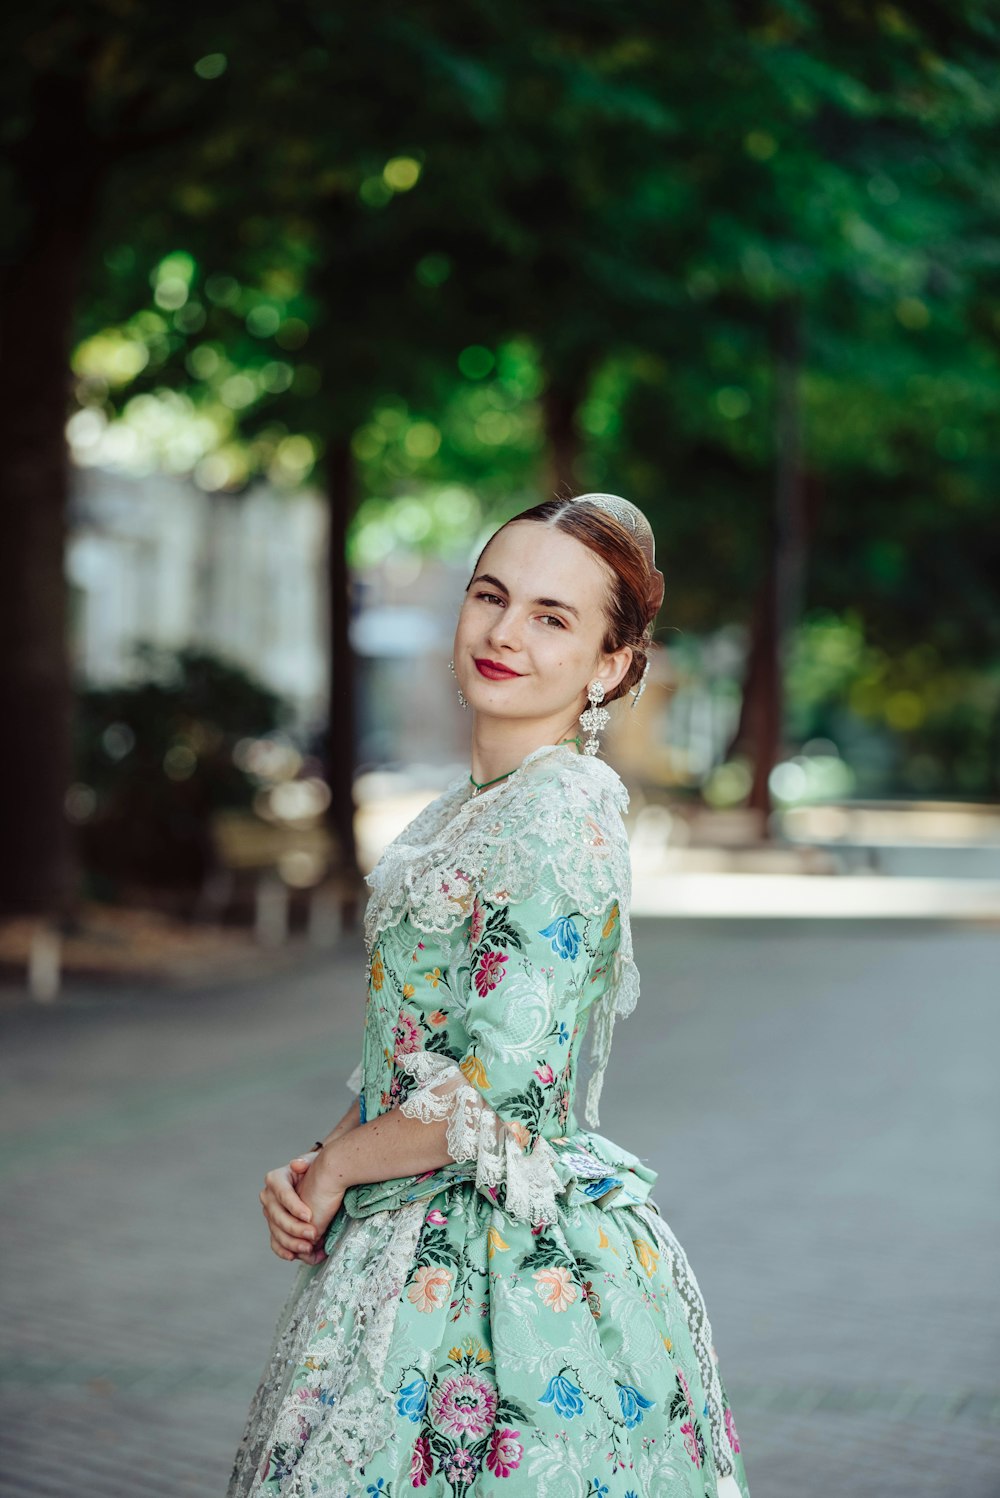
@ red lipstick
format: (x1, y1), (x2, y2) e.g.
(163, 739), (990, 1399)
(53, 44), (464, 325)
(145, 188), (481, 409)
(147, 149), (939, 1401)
(474, 658), (522, 681)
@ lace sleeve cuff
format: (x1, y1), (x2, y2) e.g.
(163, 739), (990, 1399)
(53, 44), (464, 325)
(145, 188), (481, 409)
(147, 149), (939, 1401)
(396, 1052), (560, 1227)
(345, 1062), (363, 1096)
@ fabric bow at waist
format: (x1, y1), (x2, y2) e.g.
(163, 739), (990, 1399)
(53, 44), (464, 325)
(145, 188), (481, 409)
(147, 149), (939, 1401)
(340, 1126), (657, 1222)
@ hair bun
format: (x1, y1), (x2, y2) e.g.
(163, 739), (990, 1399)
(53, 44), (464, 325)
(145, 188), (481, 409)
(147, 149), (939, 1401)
(646, 566), (665, 625)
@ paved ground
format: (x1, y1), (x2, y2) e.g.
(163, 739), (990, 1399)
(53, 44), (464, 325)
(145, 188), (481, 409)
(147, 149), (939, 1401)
(1, 918), (998, 1498)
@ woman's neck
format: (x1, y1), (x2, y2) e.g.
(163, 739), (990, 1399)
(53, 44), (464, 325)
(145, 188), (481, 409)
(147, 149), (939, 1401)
(469, 713), (581, 787)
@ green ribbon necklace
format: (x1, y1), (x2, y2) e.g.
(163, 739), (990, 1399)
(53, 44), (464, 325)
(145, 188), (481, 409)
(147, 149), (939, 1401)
(468, 736), (582, 796)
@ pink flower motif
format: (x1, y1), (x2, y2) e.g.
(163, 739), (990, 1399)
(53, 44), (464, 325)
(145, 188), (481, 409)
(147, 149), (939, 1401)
(410, 1434), (432, 1486)
(533, 1063), (555, 1086)
(395, 1011), (423, 1056)
(486, 1426), (523, 1477)
(725, 1406), (741, 1454)
(469, 897), (486, 947)
(426, 1208), (448, 1226)
(532, 1265), (578, 1312)
(406, 1265), (453, 1313)
(474, 950), (508, 997)
(676, 1366), (694, 1412)
(432, 1373), (498, 1437)
(443, 1446), (481, 1484)
(681, 1420), (702, 1467)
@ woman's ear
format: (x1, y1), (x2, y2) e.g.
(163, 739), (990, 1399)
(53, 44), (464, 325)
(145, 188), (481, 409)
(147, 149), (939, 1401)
(596, 645), (633, 698)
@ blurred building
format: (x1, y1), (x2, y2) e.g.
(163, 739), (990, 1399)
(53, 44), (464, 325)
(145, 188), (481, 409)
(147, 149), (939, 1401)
(65, 466), (748, 793)
(67, 467), (329, 727)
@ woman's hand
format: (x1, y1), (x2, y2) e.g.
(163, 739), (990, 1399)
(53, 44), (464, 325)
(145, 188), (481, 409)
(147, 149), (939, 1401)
(295, 1148), (350, 1253)
(260, 1153), (325, 1265)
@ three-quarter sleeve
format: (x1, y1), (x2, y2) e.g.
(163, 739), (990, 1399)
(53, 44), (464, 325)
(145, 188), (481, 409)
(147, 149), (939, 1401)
(397, 829), (621, 1226)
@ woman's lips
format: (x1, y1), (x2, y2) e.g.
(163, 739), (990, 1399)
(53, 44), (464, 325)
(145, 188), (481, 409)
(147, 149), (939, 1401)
(474, 658), (523, 681)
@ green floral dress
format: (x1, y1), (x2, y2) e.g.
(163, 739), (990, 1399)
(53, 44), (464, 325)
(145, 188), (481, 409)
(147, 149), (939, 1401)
(228, 743), (750, 1498)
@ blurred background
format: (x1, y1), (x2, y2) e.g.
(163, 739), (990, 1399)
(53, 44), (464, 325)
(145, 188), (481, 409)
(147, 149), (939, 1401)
(1, 6), (998, 1498)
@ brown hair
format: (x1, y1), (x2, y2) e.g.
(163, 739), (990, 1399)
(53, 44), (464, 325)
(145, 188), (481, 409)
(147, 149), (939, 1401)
(472, 495), (665, 704)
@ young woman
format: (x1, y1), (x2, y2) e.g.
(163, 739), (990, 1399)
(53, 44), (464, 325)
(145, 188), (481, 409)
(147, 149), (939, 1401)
(228, 495), (750, 1498)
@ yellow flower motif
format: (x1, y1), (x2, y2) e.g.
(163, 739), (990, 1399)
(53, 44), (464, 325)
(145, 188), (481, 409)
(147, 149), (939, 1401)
(459, 1053), (490, 1090)
(402, 983), (415, 999)
(447, 1346), (463, 1362)
(602, 901), (620, 939)
(476, 1345), (492, 1364)
(487, 1227), (510, 1259)
(304, 1357), (321, 1370)
(598, 1223), (620, 1256)
(633, 1237), (659, 1277)
(424, 968), (442, 988)
(663, 1335), (673, 1352)
(370, 951), (384, 991)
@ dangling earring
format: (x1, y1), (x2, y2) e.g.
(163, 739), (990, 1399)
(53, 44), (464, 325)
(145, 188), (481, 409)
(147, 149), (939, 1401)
(449, 659), (468, 709)
(579, 680), (610, 755)
(630, 660), (650, 709)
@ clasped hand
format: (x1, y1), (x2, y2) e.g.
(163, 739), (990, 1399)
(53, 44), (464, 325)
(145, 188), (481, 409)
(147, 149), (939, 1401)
(259, 1148), (347, 1265)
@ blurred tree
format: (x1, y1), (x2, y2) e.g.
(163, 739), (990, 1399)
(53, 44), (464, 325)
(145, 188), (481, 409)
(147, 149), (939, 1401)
(3, 0), (1000, 923)
(75, 646), (287, 898)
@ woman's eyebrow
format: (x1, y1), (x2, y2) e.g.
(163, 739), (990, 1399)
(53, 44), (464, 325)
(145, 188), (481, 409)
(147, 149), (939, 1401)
(472, 573), (579, 620)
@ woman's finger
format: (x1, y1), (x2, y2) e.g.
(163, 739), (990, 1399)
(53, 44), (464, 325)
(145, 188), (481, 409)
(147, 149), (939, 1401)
(270, 1223), (313, 1256)
(264, 1169), (313, 1222)
(262, 1199), (316, 1243)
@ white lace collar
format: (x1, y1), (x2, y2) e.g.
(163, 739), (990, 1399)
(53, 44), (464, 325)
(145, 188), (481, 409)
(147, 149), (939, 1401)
(363, 742), (638, 1127)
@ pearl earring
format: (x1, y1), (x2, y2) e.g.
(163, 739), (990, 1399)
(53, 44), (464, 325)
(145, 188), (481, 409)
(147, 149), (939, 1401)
(448, 659), (468, 709)
(579, 680), (609, 755)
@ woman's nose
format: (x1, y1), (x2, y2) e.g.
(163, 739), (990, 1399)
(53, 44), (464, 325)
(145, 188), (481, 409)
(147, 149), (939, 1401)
(487, 608), (523, 651)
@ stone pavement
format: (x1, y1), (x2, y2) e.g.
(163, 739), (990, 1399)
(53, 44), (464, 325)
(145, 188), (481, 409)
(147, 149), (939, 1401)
(1, 919), (998, 1498)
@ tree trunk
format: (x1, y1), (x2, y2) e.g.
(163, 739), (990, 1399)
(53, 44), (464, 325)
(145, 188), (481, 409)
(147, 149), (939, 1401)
(323, 436), (361, 921)
(542, 379), (585, 498)
(0, 75), (101, 916)
(737, 299), (806, 833)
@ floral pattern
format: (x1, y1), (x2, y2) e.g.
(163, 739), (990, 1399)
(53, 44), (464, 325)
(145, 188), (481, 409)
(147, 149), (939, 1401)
(228, 743), (750, 1498)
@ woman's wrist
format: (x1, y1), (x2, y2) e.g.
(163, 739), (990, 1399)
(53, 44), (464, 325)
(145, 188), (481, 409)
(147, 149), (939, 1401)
(313, 1138), (353, 1192)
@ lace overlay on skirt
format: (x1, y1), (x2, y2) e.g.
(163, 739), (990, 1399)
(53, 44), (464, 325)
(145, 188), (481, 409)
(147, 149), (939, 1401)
(227, 1205), (425, 1496)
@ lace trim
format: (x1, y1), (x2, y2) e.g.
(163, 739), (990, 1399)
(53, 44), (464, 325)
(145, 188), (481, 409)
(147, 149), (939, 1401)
(634, 1202), (733, 1480)
(364, 743), (640, 1128)
(363, 745), (629, 946)
(344, 1061), (362, 1095)
(226, 1205), (426, 1496)
(397, 1051), (561, 1226)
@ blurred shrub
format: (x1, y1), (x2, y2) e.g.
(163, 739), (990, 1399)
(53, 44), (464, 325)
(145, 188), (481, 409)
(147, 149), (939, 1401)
(72, 646), (291, 897)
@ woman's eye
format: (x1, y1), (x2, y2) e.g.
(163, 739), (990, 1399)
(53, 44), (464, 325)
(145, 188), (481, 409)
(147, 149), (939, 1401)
(540, 615), (565, 629)
(476, 591), (504, 606)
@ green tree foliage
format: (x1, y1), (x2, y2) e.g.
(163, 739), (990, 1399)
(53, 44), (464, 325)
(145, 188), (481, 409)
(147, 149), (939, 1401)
(3, 2), (999, 913)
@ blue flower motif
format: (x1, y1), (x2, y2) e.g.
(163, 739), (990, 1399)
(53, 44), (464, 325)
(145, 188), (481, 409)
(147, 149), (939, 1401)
(539, 1373), (585, 1418)
(359, 1092), (367, 1123)
(539, 916), (581, 959)
(589, 1481), (609, 1498)
(617, 1382), (656, 1428)
(625, 1491), (640, 1498)
(582, 1175), (622, 1199)
(395, 1377), (428, 1422)
(557, 1021), (570, 1044)
(366, 1482), (388, 1496)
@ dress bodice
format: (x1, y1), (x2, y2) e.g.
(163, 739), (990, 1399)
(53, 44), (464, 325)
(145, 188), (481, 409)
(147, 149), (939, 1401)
(346, 742), (654, 1222)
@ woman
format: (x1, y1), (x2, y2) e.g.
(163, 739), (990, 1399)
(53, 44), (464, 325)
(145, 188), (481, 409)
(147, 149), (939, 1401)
(229, 494), (750, 1498)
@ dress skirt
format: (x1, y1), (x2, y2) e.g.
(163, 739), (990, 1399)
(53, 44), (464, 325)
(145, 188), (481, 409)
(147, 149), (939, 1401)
(227, 1158), (750, 1498)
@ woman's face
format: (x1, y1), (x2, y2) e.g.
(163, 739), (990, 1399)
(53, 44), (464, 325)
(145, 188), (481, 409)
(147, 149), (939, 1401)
(452, 521), (632, 727)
